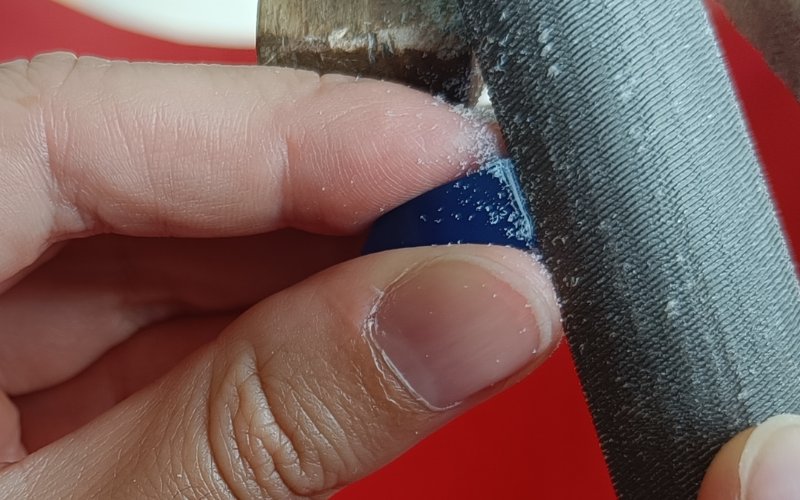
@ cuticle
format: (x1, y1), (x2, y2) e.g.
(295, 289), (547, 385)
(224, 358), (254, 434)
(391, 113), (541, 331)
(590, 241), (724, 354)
(359, 251), (551, 413)
(361, 258), (467, 413)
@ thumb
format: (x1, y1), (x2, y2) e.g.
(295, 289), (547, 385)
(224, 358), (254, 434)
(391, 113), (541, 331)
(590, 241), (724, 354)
(0, 245), (560, 499)
(699, 414), (800, 500)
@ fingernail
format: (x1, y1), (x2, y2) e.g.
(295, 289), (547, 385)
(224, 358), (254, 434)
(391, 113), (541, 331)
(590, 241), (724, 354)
(741, 414), (800, 500)
(370, 255), (556, 409)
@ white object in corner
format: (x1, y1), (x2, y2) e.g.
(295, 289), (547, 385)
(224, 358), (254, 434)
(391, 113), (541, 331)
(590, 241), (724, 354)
(54, 0), (258, 48)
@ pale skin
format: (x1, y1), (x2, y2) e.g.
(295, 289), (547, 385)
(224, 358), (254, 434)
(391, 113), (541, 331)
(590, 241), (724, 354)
(0, 42), (795, 499)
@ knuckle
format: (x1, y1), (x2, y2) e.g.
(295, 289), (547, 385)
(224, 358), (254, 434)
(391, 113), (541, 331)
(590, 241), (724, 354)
(208, 341), (351, 500)
(0, 53), (98, 239)
(0, 55), (73, 272)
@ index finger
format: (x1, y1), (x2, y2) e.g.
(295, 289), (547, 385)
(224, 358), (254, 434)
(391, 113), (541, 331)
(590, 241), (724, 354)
(0, 53), (498, 280)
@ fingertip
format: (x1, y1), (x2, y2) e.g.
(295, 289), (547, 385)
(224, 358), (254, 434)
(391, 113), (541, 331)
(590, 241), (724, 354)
(281, 76), (502, 233)
(699, 414), (800, 500)
(739, 415), (800, 500)
(698, 428), (752, 500)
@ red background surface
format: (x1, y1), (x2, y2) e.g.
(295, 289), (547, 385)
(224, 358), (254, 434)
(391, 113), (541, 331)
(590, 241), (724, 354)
(1, 1), (798, 499)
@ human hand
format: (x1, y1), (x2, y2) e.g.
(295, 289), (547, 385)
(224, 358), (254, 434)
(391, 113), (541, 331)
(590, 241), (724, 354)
(2, 43), (796, 499)
(700, 415), (800, 500)
(693, 2), (800, 499)
(0, 53), (562, 498)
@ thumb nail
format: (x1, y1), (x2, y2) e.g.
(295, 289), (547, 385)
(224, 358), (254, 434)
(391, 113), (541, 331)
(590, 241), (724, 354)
(741, 414), (800, 500)
(369, 254), (558, 409)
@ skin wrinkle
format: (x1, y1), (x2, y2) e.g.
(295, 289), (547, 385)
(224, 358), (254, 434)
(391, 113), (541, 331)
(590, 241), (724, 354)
(285, 375), (356, 490)
(40, 55), (102, 240)
(153, 99), (198, 236)
(0, 88), (53, 280)
(214, 328), (380, 498)
(47, 58), (181, 237)
(247, 308), (349, 497)
(241, 375), (282, 499)
(262, 390), (324, 499)
(265, 375), (325, 498)
(21, 103), (60, 244)
(272, 71), (332, 232)
(281, 120), (306, 229)
(188, 413), (229, 500)
(183, 371), (219, 500)
(208, 345), (307, 500)
(284, 380), (333, 470)
(241, 408), (272, 498)
(255, 106), (287, 227)
(155, 366), (218, 500)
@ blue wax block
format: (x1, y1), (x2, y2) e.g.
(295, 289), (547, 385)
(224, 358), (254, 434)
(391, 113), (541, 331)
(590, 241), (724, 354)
(362, 158), (536, 254)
